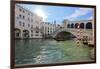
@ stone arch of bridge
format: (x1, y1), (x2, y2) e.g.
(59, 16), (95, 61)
(80, 23), (84, 29)
(86, 22), (92, 29)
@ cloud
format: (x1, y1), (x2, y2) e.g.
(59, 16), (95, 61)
(66, 8), (93, 20)
(33, 5), (50, 21)
(87, 16), (93, 20)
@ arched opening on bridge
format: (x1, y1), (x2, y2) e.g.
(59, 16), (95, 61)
(75, 23), (79, 28)
(23, 29), (29, 38)
(80, 23), (84, 29)
(67, 24), (70, 28)
(55, 31), (76, 40)
(15, 28), (21, 38)
(71, 23), (74, 28)
(86, 22), (92, 29)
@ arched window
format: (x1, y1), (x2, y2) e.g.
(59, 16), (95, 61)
(23, 29), (29, 38)
(67, 24), (70, 28)
(80, 23), (84, 29)
(86, 22), (92, 29)
(75, 23), (79, 28)
(71, 23), (74, 28)
(15, 28), (21, 38)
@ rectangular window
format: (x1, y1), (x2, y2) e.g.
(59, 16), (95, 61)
(23, 16), (25, 19)
(23, 10), (25, 13)
(36, 31), (39, 33)
(19, 14), (21, 18)
(19, 21), (21, 26)
(31, 30), (33, 33)
(31, 25), (33, 29)
(28, 24), (30, 27)
(28, 18), (30, 21)
(31, 34), (33, 36)
(35, 34), (39, 36)
(19, 8), (21, 11)
(31, 19), (33, 22)
(23, 22), (25, 27)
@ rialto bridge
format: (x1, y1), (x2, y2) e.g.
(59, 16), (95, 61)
(51, 19), (94, 45)
(67, 20), (93, 29)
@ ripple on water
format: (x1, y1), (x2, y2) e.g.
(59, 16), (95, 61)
(15, 39), (94, 65)
(33, 46), (65, 64)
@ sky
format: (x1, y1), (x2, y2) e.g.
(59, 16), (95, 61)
(17, 4), (94, 24)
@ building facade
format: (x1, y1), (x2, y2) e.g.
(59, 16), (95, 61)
(15, 4), (44, 38)
(15, 5), (58, 38)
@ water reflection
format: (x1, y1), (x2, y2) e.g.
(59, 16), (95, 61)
(15, 39), (93, 65)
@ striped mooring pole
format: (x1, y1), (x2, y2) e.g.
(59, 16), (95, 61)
(76, 24), (81, 47)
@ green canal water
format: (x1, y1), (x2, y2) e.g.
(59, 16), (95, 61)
(15, 39), (93, 65)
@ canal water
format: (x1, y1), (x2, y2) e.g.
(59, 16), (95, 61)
(15, 39), (93, 65)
